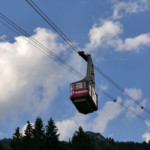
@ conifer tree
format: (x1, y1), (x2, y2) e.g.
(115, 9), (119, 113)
(22, 121), (33, 150)
(45, 117), (59, 150)
(0, 142), (3, 150)
(24, 121), (33, 138)
(10, 127), (21, 150)
(32, 117), (45, 150)
(71, 126), (95, 150)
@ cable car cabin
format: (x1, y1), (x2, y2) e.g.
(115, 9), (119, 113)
(70, 51), (98, 114)
(70, 81), (98, 114)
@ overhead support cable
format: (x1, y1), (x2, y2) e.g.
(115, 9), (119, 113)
(94, 65), (144, 109)
(99, 89), (147, 121)
(0, 12), (84, 79)
(0, 12), (149, 122)
(25, 0), (150, 115)
(25, 0), (80, 53)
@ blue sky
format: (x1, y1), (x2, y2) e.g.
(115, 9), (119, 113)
(0, 0), (150, 143)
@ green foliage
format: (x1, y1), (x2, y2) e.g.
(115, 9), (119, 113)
(58, 141), (70, 150)
(71, 126), (95, 150)
(3, 117), (150, 150)
(32, 117), (45, 150)
(0, 138), (11, 149)
(22, 121), (33, 150)
(0, 142), (4, 150)
(24, 121), (33, 139)
(45, 117), (60, 150)
(10, 127), (21, 150)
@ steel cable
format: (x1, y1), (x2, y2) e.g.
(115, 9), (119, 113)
(0, 11), (149, 121)
(25, 0), (150, 115)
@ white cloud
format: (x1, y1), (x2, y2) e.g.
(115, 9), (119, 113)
(0, 35), (6, 40)
(124, 88), (146, 118)
(142, 133), (150, 143)
(111, 0), (150, 20)
(84, 0), (150, 53)
(142, 120), (150, 143)
(85, 20), (122, 51)
(56, 119), (77, 141)
(145, 120), (150, 129)
(56, 90), (147, 141)
(56, 113), (89, 141)
(56, 98), (122, 141)
(125, 99), (147, 118)
(0, 27), (84, 122)
(99, 84), (109, 91)
(85, 19), (150, 52)
(124, 88), (142, 101)
(92, 97), (122, 133)
(116, 33), (150, 52)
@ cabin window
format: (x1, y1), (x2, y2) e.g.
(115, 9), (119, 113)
(84, 82), (89, 88)
(71, 84), (75, 90)
(75, 82), (83, 90)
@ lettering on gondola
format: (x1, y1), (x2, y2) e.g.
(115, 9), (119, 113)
(73, 90), (88, 94)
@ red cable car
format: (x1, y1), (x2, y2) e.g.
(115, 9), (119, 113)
(70, 51), (98, 114)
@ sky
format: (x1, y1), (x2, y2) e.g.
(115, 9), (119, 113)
(0, 0), (150, 143)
